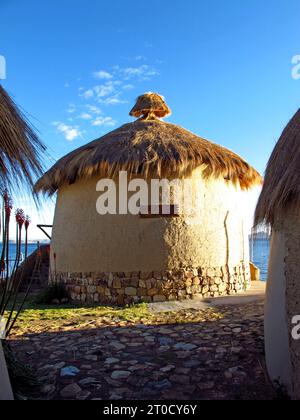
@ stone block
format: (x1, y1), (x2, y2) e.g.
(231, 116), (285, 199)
(130, 278), (139, 288)
(125, 287), (137, 296)
(202, 285), (210, 294)
(117, 288), (125, 296)
(193, 277), (200, 286)
(153, 271), (162, 280)
(117, 295), (125, 305)
(113, 279), (122, 289)
(137, 288), (147, 297)
(139, 280), (147, 288)
(97, 286), (105, 295)
(140, 272), (152, 280)
(153, 295), (166, 302)
(185, 279), (192, 287)
(141, 296), (152, 303)
(87, 286), (96, 294)
(148, 288), (158, 297)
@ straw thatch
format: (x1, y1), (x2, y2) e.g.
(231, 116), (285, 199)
(0, 85), (46, 192)
(130, 93), (171, 119)
(255, 109), (300, 226)
(35, 94), (261, 195)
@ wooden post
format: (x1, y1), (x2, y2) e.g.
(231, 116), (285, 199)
(0, 340), (14, 400)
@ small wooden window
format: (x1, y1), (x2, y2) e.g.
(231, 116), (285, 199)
(139, 204), (180, 218)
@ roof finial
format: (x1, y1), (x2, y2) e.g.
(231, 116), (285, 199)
(129, 92), (172, 120)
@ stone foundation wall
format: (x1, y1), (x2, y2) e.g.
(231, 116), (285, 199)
(55, 263), (251, 305)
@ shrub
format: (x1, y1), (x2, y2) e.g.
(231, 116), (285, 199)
(35, 282), (70, 305)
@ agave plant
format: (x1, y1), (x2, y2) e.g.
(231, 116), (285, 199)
(0, 192), (38, 338)
(0, 84), (46, 338)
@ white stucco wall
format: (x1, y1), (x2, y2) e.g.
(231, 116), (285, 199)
(0, 341), (13, 400)
(50, 169), (251, 273)
(264, 230), (292, 394)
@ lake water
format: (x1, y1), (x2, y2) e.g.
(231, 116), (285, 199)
(251, 238), (270, 281)
(1, 240), (270, 280)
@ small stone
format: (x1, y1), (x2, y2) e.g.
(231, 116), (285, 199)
(111, 371), (131, 380)
(160, 365), (175, 373)
(105, 357), (120, 365)
(159, 337), (173, 346)
(158, 328), (173, 334)
(109, 393), (123, 400)
(216, 347), (227, 354)
(174, 342), (197, 351)
(76, 390), (92, 400)
(170, 375), (190, 385)
(198, 381), (214, 390)
(148, 379), (172, 390)
(110, 341), (126, 351)
(60, 383), (82, 399)
(231, 347), (242, 354)
(60, 366), (80, 377)
(41, 384), (56, 395)
(232, 328), (242, 334)
(78, 377), (98, 386)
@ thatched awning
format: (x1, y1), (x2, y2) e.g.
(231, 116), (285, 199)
(255, 109), (300, 226)
(35, 93), (262, 195)
(0, 85), (45, 192)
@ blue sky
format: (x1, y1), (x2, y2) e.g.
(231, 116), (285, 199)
(0, 0), (299, 238)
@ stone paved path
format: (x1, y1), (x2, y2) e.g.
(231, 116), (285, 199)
(9, 301), (276, 400)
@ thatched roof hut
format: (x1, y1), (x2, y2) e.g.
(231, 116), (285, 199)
(255, 109), (300, 225)
(36, 93), (260, 195)
(255, 108), (300, 399)
(37, 93), (261, 305)
(0, 85), (45, 192)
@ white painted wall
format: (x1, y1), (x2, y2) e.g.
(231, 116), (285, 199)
(265, 230), (292, 394)
(50, 169), (251, 273)
(0, 341), (13, 400)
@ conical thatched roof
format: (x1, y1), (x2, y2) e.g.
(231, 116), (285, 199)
(130, 92), (171, 119)
(0, 85), (46, 192)
(255, 109), (300, 226)
(35, 93), (261, 195)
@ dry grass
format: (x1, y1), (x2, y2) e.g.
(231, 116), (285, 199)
(255, 109), (300, 226)
(35, 94), (261, 195)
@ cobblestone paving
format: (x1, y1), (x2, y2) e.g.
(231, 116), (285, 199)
(9, 302), (276, 400)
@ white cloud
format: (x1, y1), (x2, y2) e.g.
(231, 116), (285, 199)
(123, 84), (134, 91)
(99, 96), (127, 105)
(79, 113), (92, 120)
(54, 122), (82, 142)
(135, 55), (146, 61)
(67, 104), (76, 114)
(122, 65), (159, 81)
(94, 70), (113, 80)
(81, 89), (94, 99)
(92, 116), (117, 127)
(86, 104), (102, 115)
(94, 82), (116, 98)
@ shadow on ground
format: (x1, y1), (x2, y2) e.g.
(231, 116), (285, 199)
(8, 301), (277, 401)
